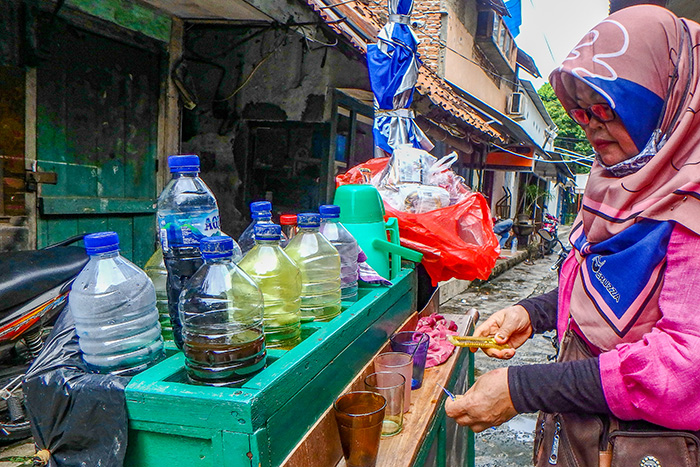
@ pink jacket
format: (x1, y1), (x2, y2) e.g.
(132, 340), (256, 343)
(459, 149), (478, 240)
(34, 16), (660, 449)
(559, 222), (700, 430)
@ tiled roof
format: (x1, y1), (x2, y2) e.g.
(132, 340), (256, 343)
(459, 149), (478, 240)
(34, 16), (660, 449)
(302, 0), (504, 141)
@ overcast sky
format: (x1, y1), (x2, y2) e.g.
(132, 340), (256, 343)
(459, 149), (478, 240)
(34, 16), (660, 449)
(514, 0), (610, 89)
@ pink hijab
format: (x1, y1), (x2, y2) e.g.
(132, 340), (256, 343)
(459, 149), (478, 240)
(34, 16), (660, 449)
(550, 5), (700, 244)
(549, 6), (700, 350)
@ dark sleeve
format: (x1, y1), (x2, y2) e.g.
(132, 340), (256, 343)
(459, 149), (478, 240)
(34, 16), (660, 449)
(516, 287), (558, 334)
(508, 358), (609, 414)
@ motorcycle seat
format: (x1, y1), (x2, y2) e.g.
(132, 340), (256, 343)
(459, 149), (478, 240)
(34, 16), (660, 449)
(0, 246), (88, 313)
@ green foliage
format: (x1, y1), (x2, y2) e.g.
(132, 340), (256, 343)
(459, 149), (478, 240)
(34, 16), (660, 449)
(524, 183), (549, 216)
(538, 83), (592, 173)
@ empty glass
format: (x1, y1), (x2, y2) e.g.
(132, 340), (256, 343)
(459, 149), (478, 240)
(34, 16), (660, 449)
(390, 331), (430, 389)
(364, 372), (405, 437)
(333, 391), (386, 467)
(374, 352), (412, 412)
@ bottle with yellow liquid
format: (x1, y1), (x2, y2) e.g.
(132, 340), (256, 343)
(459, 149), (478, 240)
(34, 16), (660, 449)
(284, 212), (341, 322)
(143, 246), (173, 341)
(239, 224), (302, 348)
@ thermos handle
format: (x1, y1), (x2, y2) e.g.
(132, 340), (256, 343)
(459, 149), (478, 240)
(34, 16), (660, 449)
(379, 217), (423, 279)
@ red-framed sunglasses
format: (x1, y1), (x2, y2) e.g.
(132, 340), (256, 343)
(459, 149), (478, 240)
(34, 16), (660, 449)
(569, 103), (616, 126)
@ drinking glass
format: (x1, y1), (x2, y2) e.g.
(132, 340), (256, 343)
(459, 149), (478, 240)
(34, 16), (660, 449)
(390, 331), (430, 389)
(333, 391), (386, 467)
(374, 352), (412, 412)
(364, 371), (405, 437)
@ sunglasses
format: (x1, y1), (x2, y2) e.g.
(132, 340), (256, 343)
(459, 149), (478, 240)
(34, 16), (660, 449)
(569, 103), (616, 126)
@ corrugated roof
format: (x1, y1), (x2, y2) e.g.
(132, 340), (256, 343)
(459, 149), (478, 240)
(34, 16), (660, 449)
(302, 0), (503, 141)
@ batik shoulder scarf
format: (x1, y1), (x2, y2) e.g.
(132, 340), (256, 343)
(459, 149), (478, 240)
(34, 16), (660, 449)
(549, 5), (700, 351)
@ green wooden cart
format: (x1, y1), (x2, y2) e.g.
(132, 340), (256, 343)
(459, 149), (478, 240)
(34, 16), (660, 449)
(124, 268), (417, 466)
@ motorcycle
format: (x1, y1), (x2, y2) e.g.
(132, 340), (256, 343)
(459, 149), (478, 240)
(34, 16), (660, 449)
(0, 235), (88, 443)
(539, 212), (559, 256)
(537, 228), (570, 272)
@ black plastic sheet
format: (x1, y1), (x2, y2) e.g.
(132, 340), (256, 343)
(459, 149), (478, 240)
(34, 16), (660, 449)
(24, 309), (129, 467)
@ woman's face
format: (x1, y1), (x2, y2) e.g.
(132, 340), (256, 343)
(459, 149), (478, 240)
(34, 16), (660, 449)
(566, 77), (638, 166)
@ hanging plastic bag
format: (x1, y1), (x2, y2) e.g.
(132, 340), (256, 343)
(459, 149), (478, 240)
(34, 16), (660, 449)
(337, 157), (499, 286)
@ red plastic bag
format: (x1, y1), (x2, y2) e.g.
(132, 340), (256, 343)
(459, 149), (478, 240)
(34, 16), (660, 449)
(337, 158), (499, 286)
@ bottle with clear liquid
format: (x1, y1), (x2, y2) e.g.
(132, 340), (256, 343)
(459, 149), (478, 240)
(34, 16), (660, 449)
(279, 214), (297, 248)
(143, 247), (173, 341)
(319, 205), (359, 302)
(284, 212), (341, 322)
(239, 224), (302, 348)
(238, 201), (287, 256)
(157, 154), (241, 349)
(69, 232), (164, 375)
(179, 235), (266, 387)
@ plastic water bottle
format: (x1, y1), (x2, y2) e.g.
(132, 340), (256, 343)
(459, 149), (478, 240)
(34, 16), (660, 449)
(157, 154), (241, 349)
(279, 214), (297, 248)
(284, 212), (341, 322)
(239, 224), (302, 348)
(511, 236), (519, 254)
(238, 201), (287, 256)
(143, 246), (172, 341)
(319, 205), (359, 302)
(179, 236), (266, 387)
(69, 232), (164, 375)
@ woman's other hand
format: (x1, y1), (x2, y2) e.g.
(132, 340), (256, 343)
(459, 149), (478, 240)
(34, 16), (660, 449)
(472, 305), (533, 359)
(444, 368), (517, 432)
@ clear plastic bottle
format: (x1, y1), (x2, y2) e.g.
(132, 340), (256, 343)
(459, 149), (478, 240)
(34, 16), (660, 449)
(284, 212), (342, 322)
(69, 232), (164, 375)
(279, 214), (297, 248)
(238, 201), (287, 256)
(143, 247), (173, 341)
(319, 205), (359, 302)
(157, 154), (241, 349)
(238, 224), (302, 348)
(179, 235), (266, 387)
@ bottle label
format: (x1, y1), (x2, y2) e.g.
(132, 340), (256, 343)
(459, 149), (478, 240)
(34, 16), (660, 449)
(159, 210), (220, 251)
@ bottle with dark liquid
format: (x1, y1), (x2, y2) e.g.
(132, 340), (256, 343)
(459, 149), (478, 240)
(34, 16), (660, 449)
(179, 235), (266, 386)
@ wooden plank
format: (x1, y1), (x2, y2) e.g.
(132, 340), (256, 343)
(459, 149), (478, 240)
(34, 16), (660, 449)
(25, 67), (37, 249)
(156, 17), (183, 195)
(64, 0), (171, 43)
(40, 197), (156, 215)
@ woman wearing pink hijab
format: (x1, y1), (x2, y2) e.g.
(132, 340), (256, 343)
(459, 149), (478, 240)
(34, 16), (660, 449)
(446, 5), (700, 465)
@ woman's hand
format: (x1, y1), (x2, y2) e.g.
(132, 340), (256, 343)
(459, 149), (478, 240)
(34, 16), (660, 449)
(472, 305), (533, 359)
(444, 368), (517, 432)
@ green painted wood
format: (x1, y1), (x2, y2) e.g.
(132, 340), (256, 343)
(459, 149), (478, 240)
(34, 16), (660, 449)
(65, 0), (171, 43)
(124, 269), (416, 467)
(126, 426), (220, 466)
(35, 16), (159, 266)
(40, 197), (156, 215)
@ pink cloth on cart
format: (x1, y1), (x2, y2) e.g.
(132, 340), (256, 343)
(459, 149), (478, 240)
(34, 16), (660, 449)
(416, 313), (458, 368)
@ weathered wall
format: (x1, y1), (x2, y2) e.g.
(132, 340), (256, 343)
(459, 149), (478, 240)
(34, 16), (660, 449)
(181, 24), (370, 236)
(442, 0), (512, 111)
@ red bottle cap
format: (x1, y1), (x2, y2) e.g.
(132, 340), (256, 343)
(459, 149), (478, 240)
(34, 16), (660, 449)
(280, 214), (297, 225)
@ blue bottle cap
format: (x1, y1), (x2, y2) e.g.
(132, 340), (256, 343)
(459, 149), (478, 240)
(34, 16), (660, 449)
(168, 155), (200, 173)
(250, 200), (272, 213)
(254, 223), (281, 240)
(200, 235), (234, 259)
(319, 205), (340, 218)
(297, 212), (320, 228)
(84, 232), (120, 255)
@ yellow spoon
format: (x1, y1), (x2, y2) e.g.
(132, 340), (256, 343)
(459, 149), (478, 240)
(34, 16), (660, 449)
(447, 335), (511, 350)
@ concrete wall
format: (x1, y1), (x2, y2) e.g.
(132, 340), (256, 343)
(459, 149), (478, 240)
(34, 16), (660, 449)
(180, 25), (370, 236)
(440, 0), (515, 110)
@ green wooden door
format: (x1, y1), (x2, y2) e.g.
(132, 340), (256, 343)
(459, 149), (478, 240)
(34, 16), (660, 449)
(35, 17), (161, 266)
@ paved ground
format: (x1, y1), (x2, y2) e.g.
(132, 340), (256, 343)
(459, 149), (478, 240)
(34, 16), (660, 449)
(440, 228), (570, 467)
